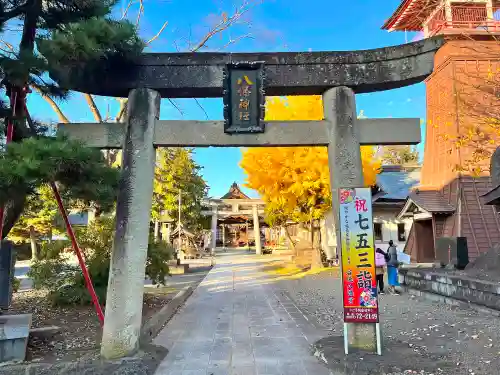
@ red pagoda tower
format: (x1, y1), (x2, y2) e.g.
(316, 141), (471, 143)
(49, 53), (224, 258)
(383, 0), (500, 262)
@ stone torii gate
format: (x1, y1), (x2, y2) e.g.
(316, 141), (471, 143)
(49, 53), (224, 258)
(56, 36), (444, 359)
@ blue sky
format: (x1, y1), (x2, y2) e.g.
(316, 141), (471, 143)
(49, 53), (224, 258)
(25, 0), (427, 199)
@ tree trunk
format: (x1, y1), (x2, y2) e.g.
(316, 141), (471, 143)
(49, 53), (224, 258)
(310, 220), (314, 247)
(154, 220), (160, 242)
(2, 0), (42, 239)
(2, 194), (27, 240)
(84, 94), (103, 123)
(284, 226), (297, 256)
(29, 225), (39, 261)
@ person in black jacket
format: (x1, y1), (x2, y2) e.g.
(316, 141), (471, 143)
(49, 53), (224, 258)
(387, 240), (401, 295)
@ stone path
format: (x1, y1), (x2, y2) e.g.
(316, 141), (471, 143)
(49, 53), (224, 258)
(153, 251), (332, 375)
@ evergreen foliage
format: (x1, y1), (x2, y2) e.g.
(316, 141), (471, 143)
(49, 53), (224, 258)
(0, 0), (144, 238)
(153, 148), (208, 230)
(28, 217), (173, 306)
(0, 135), (120, 209)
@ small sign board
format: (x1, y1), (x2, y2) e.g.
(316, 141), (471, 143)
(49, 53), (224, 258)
(338, 188), (379, 324)
(223, 62), (265, 134)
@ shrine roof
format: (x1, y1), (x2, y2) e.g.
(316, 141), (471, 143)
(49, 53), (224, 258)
(220, 183), (250, 200)
(375, 168), (421, 200)
(382, 0), (441, 32)
(409, 190), (455, 213)
(397, 189), (455, 218)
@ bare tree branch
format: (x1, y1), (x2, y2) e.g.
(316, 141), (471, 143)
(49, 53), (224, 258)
(194, 99), (209, 120)
(121, 0), (134, 20)
(215, 33), (254, 51)
(168, 99), (184, 117)
(116, 98), (128, 123)
(31, 86), (70, 124)
(190, 0), (259, 52)
(84, 94), (103, 123)
(147, 21), (169, 45)
(136, 0), (145, 28)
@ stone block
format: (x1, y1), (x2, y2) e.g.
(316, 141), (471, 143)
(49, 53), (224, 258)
(0, 314), (31, 363)
(0, 241), (15, 309)
(141, 286), (193, 344)
(168, 259), (181, 266)
(400, 268), (500, 311)
(29, 326), (61, 340)
(169, 264), (189, 275)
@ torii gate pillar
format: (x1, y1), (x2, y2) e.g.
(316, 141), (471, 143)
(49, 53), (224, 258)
(325, 86), (376, 351)
(100, 88), (159, 359)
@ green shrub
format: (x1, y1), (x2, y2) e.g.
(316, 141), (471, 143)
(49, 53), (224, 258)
(147, 238), (173, 285)
(39, 240), (69, 260)
(29, 258), (78, 290)
(28, 217), (173, 306)
(12, 277), (20, 293)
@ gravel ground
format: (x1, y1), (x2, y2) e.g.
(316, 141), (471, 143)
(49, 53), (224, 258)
(275, 270), (500, 375)
(8, 263), (212, 364)
(9, 289), (173, 363)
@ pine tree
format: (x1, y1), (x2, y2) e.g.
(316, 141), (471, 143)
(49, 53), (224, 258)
(0, 1), (144, 238)
(153, 148), (208, 231)
(9, 184), (61, 260)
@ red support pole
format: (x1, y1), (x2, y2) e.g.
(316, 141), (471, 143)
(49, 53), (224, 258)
(0, 91), (18, 240)
(17, 97), (104, 325)
(1, 91), (105, 325)
(50, 181), (105, 325)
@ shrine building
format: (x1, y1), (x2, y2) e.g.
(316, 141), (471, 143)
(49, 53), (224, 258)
(202, 183), (267, 249)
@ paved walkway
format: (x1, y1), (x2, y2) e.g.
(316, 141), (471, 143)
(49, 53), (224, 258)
(153, 250), (332, 375)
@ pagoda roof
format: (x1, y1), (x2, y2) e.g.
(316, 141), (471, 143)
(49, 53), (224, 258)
(220, 182), (250, 200)
(382, 0), (441, 32)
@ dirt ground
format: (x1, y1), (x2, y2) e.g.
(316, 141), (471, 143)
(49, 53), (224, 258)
(8, 289), (173, 363)
(276, 270), (500, 375)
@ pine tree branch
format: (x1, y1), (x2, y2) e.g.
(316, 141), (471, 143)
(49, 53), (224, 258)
(0, 4), (29, 24)
(84, 94), (103, 123)
(31, 85), (70, 124)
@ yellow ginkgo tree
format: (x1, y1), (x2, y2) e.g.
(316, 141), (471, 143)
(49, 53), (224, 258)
(240, 96), (381, 247)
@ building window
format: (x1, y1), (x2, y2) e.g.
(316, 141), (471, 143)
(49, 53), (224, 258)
(374, 223), (383, 241)
(398, 223), (406, 242)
